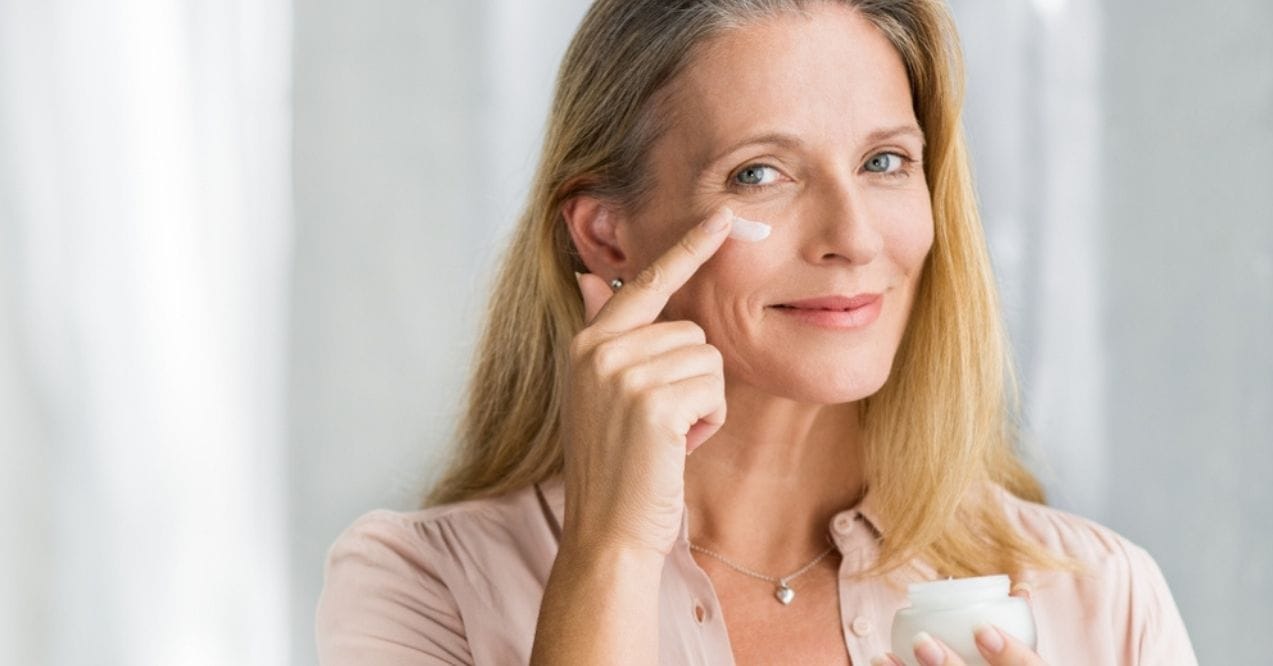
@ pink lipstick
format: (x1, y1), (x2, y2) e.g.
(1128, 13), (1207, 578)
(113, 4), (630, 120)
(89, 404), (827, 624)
(771, 293), (883, 329)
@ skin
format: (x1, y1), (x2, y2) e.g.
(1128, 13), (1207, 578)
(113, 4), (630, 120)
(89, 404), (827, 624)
(540, 4), (1048, 665)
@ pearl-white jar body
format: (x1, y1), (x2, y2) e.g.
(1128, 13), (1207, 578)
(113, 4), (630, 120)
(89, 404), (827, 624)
(890, 597), (1035, 666)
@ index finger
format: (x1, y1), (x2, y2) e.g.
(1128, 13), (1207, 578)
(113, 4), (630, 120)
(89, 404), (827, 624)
(590, 207), (733, 333)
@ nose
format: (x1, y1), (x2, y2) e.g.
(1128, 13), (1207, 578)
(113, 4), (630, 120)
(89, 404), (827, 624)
(800, 178), (884, 266)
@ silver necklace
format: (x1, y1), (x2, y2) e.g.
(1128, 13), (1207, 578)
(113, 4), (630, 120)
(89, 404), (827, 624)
(688, 539), (837, 605)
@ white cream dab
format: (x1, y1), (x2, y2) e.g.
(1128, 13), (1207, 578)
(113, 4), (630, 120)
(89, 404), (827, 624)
(725, 209), (772, 242)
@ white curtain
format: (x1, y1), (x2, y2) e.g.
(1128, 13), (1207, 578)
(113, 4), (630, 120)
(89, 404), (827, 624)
(0, 1), (291, 664)
(951, 0), (1108, 519)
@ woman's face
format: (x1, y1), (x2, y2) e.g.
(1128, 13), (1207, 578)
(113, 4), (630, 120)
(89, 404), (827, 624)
(618, 4), (934, 405)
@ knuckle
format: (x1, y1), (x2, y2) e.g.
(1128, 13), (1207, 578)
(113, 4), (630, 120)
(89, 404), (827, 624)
(676, 233), (701, 261)
(631, 389), (663, 416)
(677, 321), (707, 344)
(703, 374), (726, 395)
(630, 263), (665, 292)
(615, 365), (645, 394)
(590, 339), (625, 374)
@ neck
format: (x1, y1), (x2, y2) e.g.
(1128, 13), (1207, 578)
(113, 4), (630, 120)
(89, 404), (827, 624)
(683, 381), (867, 574)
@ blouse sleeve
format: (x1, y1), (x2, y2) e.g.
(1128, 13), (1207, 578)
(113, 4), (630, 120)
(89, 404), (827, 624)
(1122, 540), (1198, 665)
(316, 510), (474, 665)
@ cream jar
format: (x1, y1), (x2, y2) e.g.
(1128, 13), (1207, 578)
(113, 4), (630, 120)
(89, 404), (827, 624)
(890, 574), (1036, 666)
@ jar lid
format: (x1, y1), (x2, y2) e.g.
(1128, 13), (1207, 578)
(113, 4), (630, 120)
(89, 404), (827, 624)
(906, 574), (1011, 609)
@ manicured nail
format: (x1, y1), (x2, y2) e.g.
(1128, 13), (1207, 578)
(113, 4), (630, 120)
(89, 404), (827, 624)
(1010, 581), (1032, 600)
(705, 208), (732, 232)
(974, 623), (1005, 654)
(913, 632), (945, 665)
(869, 656), (894, 666)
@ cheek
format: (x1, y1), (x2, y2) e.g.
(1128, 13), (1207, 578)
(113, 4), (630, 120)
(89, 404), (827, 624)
(882, 196), (935, 276)
(663, 246), (774, 326)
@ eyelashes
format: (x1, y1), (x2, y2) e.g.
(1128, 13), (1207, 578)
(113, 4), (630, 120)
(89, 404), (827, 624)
(727, 151), (920, 192)
(732, 164), (782, 188)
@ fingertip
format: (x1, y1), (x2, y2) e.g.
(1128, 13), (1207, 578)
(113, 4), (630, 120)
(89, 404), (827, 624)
(702, 207), (732, 233)
(911, 632), (945, 665)
(576, 272), (614, 323)
(974, 623), (1005, 655)
(684, 419), (722, 455)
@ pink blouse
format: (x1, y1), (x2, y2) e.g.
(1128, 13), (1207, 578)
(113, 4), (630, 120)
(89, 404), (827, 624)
(315, 474), (1197, 664)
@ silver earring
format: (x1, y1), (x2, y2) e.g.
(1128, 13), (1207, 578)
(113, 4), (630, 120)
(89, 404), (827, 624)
(609, 278), (624, 290)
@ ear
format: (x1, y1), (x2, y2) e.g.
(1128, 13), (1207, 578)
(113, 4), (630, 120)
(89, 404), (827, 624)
(561, 195), (632, 280)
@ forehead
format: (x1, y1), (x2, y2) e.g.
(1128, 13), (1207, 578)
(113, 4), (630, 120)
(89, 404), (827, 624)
(660, 4), (918, 161)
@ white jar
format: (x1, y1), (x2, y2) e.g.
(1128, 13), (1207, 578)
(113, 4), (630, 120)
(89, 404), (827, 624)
(890, 574), (1036, 666)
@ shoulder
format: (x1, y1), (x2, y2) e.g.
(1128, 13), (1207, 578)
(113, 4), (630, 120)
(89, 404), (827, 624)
(316, 484), (558, 665)
(990, 483), (1170, 594)
(324, 482), (558, 578)
(991, 484), (1147, 567)
(329, 493), (510, 556)
(988, 484), (1198, 664)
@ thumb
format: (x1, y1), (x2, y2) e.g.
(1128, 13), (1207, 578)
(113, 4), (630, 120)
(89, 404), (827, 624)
(576, 272), (614, 324)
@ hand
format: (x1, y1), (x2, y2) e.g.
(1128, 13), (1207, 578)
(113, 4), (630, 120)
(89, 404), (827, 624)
(560, 208), (732, 559)
(873, 588), (1045, 666)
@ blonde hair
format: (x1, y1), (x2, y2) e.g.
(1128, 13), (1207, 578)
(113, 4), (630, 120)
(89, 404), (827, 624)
(425, 0), (1069, 578)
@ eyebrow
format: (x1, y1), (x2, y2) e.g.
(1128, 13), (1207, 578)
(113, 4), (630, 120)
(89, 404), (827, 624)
(865, 124), (926, 148)
(697, 124), (926, 174)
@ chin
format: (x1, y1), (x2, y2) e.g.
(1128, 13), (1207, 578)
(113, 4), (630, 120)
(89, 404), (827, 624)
(747, 360), (894, 405)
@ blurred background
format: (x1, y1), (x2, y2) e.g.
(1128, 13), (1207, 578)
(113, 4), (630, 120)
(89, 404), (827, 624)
(0, 0), (1268, 663)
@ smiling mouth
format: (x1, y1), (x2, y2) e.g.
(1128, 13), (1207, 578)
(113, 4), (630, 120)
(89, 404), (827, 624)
(769, 294), (884, 329)
(773, 303), (869, 311)
(772, 294), (882, 310)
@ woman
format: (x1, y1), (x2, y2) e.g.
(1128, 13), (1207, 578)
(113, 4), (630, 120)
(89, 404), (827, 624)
(316, 1), (1197, 664)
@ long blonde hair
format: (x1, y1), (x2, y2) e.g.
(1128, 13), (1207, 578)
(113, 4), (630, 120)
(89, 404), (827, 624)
(425, 0), (1066, 578)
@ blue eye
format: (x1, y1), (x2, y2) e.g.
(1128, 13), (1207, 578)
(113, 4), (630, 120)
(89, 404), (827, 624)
(733, 164), (780, 187)
(864, 152), (906, 174)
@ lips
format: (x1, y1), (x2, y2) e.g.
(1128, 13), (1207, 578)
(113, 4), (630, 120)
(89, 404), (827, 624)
(770, 293), (884, 330)
(773, 294), (882, 311)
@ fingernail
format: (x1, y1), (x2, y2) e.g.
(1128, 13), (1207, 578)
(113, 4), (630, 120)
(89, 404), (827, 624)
(1011, 581), (1032, 600)
(974, 623), (1005, 654)
(912, 632), (945, 665)
(704, 208), (732, 232)
(869, 657), (893, 666)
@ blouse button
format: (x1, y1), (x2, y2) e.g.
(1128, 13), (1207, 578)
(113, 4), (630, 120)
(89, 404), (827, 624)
(832, 513), (855, 535)
(850, 616), (873, 637)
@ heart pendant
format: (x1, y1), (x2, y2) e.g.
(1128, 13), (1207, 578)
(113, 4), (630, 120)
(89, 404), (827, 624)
(775, 583), (795, 605)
